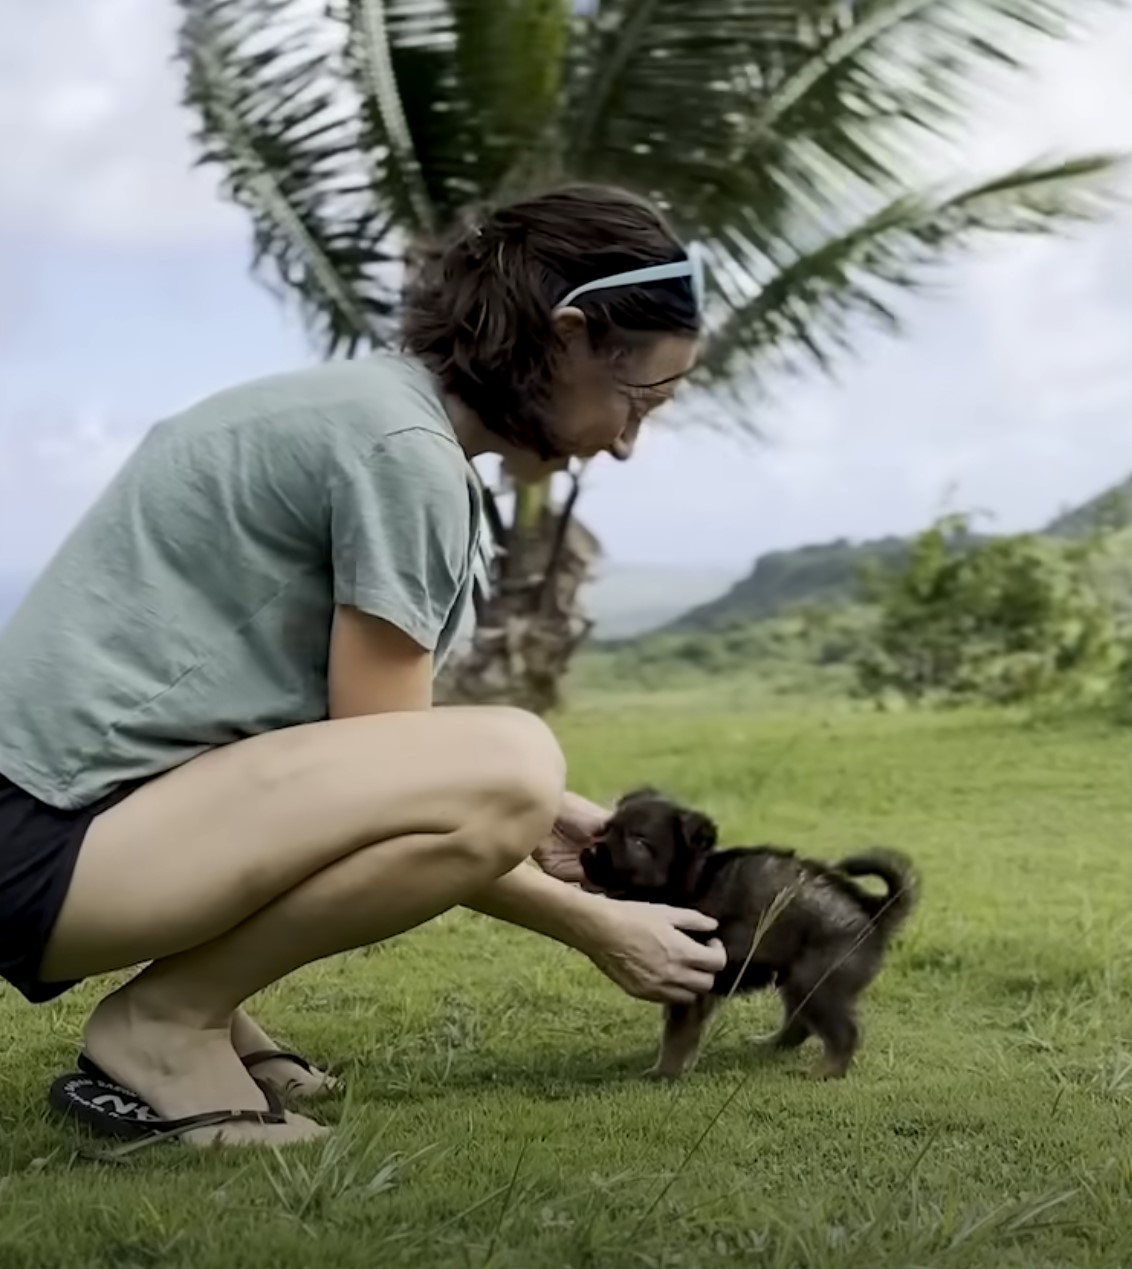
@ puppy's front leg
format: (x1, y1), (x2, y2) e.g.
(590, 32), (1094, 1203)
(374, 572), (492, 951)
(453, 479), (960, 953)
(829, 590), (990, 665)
(647, 995), (719, 1079)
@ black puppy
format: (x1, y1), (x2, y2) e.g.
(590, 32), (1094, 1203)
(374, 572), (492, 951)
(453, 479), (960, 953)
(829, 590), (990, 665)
(580, 788), (919, 1079)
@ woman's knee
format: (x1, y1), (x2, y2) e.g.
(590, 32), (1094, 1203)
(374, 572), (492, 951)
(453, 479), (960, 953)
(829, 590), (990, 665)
(460, 707), (566, 872)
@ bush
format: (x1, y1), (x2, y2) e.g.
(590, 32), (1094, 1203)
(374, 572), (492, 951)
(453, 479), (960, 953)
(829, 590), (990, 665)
(856, 514), (1121, 708)
(1108, 643), (1132, 724)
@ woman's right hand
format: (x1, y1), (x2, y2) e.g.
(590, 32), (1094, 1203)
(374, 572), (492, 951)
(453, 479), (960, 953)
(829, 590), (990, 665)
(585, 898), (726, 1004)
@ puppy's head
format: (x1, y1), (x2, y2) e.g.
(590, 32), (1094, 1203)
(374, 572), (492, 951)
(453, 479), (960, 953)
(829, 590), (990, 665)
(580, 787), (718, 899)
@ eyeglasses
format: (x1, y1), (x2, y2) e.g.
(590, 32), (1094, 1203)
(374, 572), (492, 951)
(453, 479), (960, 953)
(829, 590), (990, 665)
(556, 242), (705, 314)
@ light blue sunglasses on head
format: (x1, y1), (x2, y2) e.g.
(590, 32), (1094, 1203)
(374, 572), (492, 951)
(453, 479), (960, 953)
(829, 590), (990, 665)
(555, 241), (705, 313)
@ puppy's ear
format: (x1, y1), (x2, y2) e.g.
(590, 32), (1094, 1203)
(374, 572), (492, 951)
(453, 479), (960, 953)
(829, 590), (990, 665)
(678, 810), (718, 853)
(617, 786), (661, 808)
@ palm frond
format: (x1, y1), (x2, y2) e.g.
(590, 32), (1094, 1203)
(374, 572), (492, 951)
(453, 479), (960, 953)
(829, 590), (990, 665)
(567, 0), (663, 165)
(564, 1), (806, 219)
(696, 154), (1126, 398)
(566, 0), (1115, 252)
(696, 0), (1101, 234)
(344, 0), (440, 234)
(179, 0), (1125, 411)
(342, 0), (569, 228)
(178, 0), (399, 354)
(453, 0), (571, 196)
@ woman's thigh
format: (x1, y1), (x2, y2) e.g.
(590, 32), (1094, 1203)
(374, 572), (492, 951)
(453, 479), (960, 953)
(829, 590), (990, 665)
(40, 706), (564, 980)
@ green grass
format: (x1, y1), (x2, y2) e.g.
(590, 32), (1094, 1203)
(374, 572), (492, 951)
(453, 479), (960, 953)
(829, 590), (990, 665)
(3, 700), (1132, 1267)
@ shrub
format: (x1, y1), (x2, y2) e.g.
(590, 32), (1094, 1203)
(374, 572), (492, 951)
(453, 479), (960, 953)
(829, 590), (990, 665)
(856, 514), (1121, 707)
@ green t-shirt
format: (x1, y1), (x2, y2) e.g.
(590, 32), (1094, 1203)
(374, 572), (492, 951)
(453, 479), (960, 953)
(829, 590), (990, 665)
(0, 352), (481, 810)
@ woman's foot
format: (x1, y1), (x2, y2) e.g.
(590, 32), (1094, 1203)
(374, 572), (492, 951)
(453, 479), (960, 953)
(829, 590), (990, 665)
(230, 1008), (338, 1101)
(83, 988), (328, 1148)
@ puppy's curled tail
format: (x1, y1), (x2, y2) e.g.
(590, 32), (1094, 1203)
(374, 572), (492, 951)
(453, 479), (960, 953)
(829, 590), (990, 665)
(837, 849), (919, 937)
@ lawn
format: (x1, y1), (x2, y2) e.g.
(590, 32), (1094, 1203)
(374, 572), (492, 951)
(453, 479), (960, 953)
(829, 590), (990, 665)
(2, 699), (1131, 1268)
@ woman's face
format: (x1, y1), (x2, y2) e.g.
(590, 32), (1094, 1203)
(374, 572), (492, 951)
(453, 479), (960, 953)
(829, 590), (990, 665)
(507, 313), (699, 479)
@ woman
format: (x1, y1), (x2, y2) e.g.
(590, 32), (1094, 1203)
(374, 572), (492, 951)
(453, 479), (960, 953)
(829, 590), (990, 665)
(0, 184), (726, 1147)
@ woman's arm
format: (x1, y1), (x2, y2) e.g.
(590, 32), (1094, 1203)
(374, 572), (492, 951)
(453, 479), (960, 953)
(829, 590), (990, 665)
(328, 606), (726, 1002)
(465, 863), (725, 1004)
(328, 606), (434, 717)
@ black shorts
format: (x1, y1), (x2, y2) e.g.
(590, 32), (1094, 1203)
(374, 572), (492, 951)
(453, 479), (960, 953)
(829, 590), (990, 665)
(0, 772), (134, 1004)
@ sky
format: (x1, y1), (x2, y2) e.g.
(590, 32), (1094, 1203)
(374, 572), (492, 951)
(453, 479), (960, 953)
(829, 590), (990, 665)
(2, 0), (1132, 592)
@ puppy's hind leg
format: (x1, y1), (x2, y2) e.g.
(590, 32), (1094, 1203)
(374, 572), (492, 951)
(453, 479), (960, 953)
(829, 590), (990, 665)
(802, 989), (860, 1080)
(768, 983), (811, 1052)
(647, 995), (719, 1080)
(779, 960), (861, 1078)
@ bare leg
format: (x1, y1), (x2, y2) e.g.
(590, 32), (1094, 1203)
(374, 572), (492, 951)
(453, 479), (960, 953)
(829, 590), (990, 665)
(40, 708), (565, 1145)
(647, 994), (719, 1079)
(80, 825), (549, 1143)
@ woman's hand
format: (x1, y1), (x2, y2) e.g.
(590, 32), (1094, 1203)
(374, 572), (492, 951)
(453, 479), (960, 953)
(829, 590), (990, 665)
(532, 791), (610, 885)
(586, 898), (726, 1004)
(529, 790), (727, 1002)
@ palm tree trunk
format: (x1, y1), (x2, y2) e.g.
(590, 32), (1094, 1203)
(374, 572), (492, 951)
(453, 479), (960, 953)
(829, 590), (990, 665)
(435, 469), (599, 714)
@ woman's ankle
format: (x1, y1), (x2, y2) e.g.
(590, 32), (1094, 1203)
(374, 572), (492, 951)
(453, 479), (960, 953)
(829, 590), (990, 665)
(94, 972), (235, 1035)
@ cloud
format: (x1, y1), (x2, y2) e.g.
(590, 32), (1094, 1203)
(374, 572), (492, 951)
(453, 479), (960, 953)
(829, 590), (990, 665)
(0, 240), (316, 574)
(966, 5), (1132, 165)
(0, 0), (241, 244)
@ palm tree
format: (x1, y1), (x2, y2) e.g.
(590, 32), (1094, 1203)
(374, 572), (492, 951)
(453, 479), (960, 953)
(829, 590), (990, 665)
(176, 0), (1120, 712)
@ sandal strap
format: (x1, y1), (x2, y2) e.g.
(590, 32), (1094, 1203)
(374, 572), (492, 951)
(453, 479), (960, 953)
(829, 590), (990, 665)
(240, 1049), (317, 1075)
(81, 1090), (287, 1161)
(140, 1077), (286, 1135)
(133, 1101), (286, 1139)
(76, 1053), (116, 1083)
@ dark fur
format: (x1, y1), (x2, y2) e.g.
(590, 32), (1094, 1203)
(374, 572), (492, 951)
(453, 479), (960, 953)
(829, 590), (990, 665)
(580, 788), (919, 1079)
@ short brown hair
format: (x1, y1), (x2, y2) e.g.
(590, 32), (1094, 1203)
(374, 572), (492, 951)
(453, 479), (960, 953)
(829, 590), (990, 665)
(402, 184), (699, 458)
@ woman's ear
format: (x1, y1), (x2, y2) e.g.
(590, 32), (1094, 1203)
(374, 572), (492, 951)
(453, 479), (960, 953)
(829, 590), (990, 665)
(550, 305), (588, 342)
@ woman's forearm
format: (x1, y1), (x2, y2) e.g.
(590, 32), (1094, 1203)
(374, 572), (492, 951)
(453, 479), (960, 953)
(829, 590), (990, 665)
(464, 861), (726, 1005)
(463, 861), (610, 955)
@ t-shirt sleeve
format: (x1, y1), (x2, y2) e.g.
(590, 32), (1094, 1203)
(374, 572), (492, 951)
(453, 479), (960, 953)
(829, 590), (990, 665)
(328, 428), (472, 652)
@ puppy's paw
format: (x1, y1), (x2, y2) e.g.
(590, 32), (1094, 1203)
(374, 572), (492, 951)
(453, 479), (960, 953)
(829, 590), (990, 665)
(811, 1057), (850, 1081)
(643, 1063), (683, 1081)
(764, 1022), (811, 1053)
(759, 1036), (802, 1056)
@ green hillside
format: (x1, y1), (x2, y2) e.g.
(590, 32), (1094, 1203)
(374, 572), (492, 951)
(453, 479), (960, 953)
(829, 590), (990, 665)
(1044, 479), (1132, 540)
(662, 471), (1132, 634)
(664, 537), (911, 632)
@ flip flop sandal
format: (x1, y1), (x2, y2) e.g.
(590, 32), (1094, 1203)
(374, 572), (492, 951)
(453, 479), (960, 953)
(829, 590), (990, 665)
(239, 1048), (339, 1095)
(74, 1048), (336, 1099)
(49, 1058), (287, 1154)
(76, 1049), (324, 1082)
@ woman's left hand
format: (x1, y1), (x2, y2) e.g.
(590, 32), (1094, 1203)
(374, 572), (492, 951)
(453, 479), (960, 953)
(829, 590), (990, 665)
(532, 791), (609, 884)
